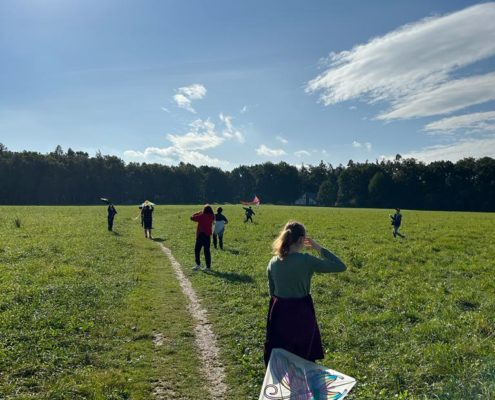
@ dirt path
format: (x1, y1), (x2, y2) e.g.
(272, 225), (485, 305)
(158, 244), (228, 400)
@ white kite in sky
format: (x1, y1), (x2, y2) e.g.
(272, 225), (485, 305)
(260, 349), (356, 400)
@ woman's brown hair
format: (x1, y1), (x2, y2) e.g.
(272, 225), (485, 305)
(272, 221), (306, 259)
(203, 205), (214, 215)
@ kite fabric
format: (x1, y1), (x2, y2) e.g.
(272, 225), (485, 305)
(240, 195), (260, 206)
(100, 198), (110, 204)
(259, 348), (356, 400)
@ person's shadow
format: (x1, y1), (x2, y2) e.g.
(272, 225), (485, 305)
(152, 238), (166, 242)
(204, 269), (254, 284)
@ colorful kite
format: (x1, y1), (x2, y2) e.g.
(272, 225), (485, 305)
(259, 348), (356, 400)
(240, 195), (260, 206)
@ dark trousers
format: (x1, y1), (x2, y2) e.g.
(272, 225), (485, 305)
(213, 231), (224, 249)
(244, 215), (253, 223)
(194, 233), (211, 268)
(108, 216), (114, 231)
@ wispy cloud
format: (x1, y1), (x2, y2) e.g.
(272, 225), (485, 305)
(161, 107), (170, 113)
(424, 111), (495, 134)
(276, 135), (288, 144)
(352, 141), (372, 151)
(240, 105), (248, 114)
(378, 72), (495, 120)
(391, 137), (495, 163)
(173, 84), (207, 113)
(256, 145), (286, 157)
(307, 3), (495, 120)
(294, 150), (310, 157)
(219, 113), (245, 143)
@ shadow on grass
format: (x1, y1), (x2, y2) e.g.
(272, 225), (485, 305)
(224, 248), (240, 255)
(204, 269), (254, 284)
(152, 238), (166, 242)
(111, 231), (121, 236)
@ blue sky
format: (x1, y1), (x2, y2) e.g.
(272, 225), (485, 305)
(1, 0), (495, 169)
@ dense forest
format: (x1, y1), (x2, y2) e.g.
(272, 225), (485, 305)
(0, 144), (494, 211)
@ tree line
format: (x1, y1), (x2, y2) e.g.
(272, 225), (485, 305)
(0, 144), (494, 211)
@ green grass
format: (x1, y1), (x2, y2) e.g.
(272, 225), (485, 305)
(155, 205), (495, 399)
(0, 206), (207, 399)
(1, 205), (494, 399)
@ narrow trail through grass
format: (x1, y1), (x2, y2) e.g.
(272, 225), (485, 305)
(159, 244), (227, 400)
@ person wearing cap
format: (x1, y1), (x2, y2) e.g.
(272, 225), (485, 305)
(141, 200), (154, 239)
(213, 207), (228, 250)
(390, 208), (405, 238)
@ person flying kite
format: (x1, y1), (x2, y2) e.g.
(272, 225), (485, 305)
(243, 206), (255, 223)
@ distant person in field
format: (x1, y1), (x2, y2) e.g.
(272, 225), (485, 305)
(390, 208), (405, 238)
(107, 204), (117, 231)
(243, 206), (255, 223)
(141, 201), (154, 239)
(191, 205), (215, 271)
(264, 221), (347, 366)
(213, 207), (228, 250)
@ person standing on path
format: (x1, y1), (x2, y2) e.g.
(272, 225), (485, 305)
(213, 207), (228, 250)
(107, 204), (117, 231)
(243, 206), (255, 223)
(191, 205), (215, 271)
(141, 200), (154, 239)
(264, 221), (347, 366)
(390, 208), (405, 238)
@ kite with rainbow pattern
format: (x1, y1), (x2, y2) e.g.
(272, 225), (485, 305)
(260, 348), (356, 400)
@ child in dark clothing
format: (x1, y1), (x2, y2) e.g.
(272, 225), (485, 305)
(107, 204), (117, 231)
(213, 207), (228, 250)
(141, 201), (154, 239)
(243, 206), (255, 223)
(191, 205), (215, 270)
(390, 208), (405, 238)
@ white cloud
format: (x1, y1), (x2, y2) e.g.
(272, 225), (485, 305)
(276, 135), (288, 144)
(306, 3), (495, 119)
(256, 145), (286, 157)
(424, 111), (495, 134)
(294, 150), (310, 157)
(353, 141), (372, 151)
(240, 105), (248, 113)
(123, 118), (230, 167)
(378, 72), (495, 120)
(167, 119), (223, 150)
(173, 84), (207, 113)
(219, 113), (245, 143)
(380, 137), (495, 163)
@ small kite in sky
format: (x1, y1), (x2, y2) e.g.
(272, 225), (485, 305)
(260, 348), (356, 400)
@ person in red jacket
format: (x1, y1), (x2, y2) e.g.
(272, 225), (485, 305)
(191, 205), (215, 271)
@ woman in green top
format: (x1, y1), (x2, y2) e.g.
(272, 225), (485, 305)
(264, 221), (346, 366)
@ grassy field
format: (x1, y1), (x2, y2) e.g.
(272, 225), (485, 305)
(1, 205), (494, 399)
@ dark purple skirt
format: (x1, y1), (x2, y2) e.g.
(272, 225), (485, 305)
(264, 294), (324, 366)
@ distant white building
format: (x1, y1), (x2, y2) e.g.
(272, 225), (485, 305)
(295, 193), (318, 206)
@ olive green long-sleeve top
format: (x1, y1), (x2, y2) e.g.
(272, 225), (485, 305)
(267, 248), (346, 298)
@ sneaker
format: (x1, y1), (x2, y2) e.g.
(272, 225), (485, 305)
(192, 265), (201, 271)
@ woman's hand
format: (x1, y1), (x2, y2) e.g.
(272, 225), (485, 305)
(304, 237), (322, 252)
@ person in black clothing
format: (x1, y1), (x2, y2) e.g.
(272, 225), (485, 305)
(213, 207), (228, 250)
(390, 208), (405, 238)
(141, 201), (154, 239)
(243, 206), (255, 223)
(107, 204), (117, 231)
